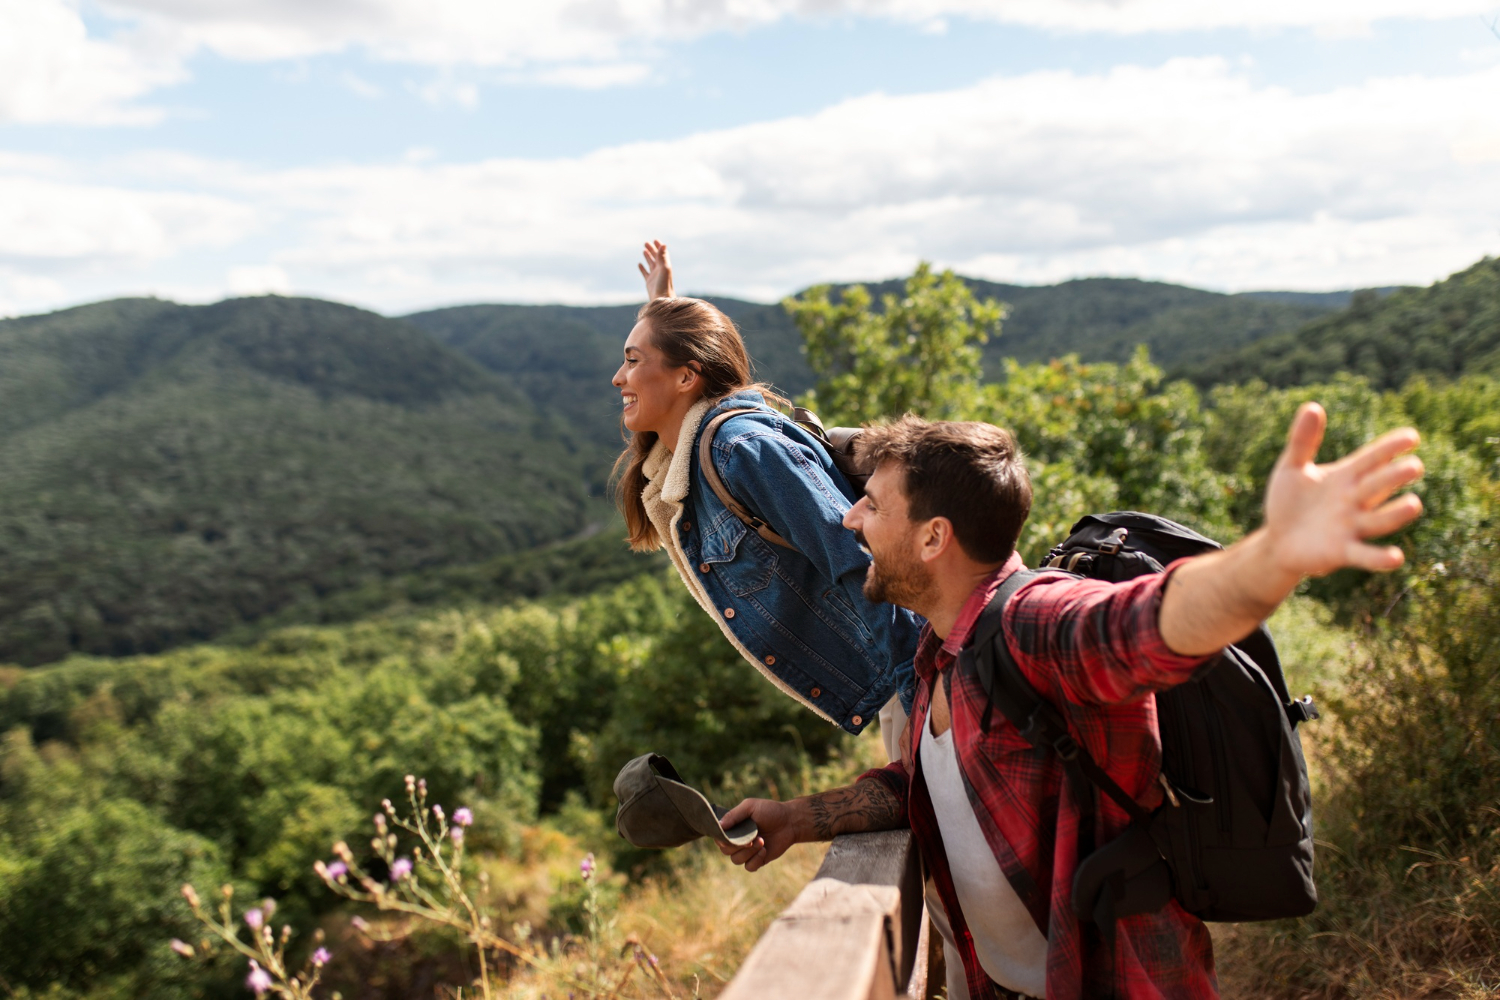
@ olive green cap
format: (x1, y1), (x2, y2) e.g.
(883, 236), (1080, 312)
(613, 753), (759, 849)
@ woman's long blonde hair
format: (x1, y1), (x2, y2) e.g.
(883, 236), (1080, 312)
(612, 297), (788, 551)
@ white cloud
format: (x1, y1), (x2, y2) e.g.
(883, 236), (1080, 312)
(0, 0), (186, 124)
(2, 58), (1498, 314)
(0, 171), (257, 263)
(226, 264), (292, 294)
(95, 0), (1500, 68)
(7, 0), (1497, 124)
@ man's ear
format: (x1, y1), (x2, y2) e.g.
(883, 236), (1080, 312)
(917, 517), (957, 564)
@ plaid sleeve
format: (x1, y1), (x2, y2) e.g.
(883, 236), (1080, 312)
(1003, 558), (1213, 706)
(855, 760), (911, 827)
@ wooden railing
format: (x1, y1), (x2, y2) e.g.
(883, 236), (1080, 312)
(719, 830), (941, 1000)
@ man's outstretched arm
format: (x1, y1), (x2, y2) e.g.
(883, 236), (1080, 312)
(715, 779), (906, 873)
(1160, 402), (1424, 656)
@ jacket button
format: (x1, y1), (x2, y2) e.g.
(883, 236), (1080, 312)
(764, 655), (776, 666)
(723, 608), (735, 619)
(851, 715), (863, 727)
(699, 563), (711, 573)
(681, 521), (691, 531)
(810, 687), (821, 699)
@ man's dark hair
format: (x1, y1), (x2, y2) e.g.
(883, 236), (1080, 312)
(857, 416), (1032, 564)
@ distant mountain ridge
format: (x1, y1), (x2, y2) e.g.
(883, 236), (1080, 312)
(1179, 257), (1499, 389)
(0, 295), (598, 665)
(404, 276), (1351, 442)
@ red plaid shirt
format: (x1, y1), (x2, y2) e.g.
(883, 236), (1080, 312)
(860, 556), (1219, 999)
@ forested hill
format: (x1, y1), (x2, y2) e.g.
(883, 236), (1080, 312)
(404, 297), (811, 455)
(1179, 257), (1500, 389)
(0, 296), (599, 665)
(404, 278), (1342, 426)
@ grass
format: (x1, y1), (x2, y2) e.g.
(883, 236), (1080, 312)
(491, 729), (888, 999)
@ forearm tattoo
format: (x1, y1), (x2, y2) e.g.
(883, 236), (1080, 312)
(807, 782), (903, 840)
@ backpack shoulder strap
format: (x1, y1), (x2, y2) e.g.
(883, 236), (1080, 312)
(962, 570), (1153, 829)
(698, 408), (798, 552)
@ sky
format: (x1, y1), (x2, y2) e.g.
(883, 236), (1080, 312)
(2, 0), (1499, 317)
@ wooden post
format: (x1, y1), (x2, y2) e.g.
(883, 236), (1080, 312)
(720, 829), (934, 1000)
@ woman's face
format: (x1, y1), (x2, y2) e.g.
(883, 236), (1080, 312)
(612, 319), (699, 437)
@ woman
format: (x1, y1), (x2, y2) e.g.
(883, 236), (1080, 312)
(612, 241), (920, 744)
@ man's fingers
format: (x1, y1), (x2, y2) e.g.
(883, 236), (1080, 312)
(1344, 426), (1421, 478)
(723, 837), (765, 866)
(1342, 540), (1406, 573)
(741, 843), (771, 872)
(1279, 402), (1327, 470)
(1355, 493), (1423, 539)
(1355, 455), (1425, 508)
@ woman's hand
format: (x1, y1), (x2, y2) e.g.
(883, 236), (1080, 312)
(639, 240), (674, 300)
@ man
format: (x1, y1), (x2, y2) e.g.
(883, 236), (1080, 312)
(717, 403), (1423, 999)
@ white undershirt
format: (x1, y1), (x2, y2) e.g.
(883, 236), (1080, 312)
(920, 718), (1049, 998)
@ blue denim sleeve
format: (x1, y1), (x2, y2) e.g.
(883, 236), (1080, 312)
(715, 415), (922, 711)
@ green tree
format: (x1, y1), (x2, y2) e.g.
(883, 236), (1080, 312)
(785, 262), (1004, 425)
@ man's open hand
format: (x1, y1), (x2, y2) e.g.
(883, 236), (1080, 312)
(1161, 401), (1425, 656)
(1263, 402), (1424, 580)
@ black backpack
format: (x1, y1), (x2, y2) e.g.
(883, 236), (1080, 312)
(959, 512), (1320, 934)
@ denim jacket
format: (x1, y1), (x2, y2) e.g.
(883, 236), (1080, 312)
(641, 390), (921, 734)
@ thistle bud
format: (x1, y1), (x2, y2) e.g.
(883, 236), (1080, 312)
(181, 884), (201, 909)
(170, 939), (195, 958)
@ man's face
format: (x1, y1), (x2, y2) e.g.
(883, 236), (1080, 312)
(842, 462), (936, 610)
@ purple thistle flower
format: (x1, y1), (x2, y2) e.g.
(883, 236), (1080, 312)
(326, 861), (348, 880)
(389, 857), (413, 881)
(453, 807), (473, 827)
(246, 961), (272, 995)
(580, 853), (595, 880)
(244, 908), (264, 930)
(312, 947), (332, 967)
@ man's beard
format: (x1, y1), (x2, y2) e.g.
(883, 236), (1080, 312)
(859, 532), (936, 609)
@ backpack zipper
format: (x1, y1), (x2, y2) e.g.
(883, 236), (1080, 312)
(1199, 683), (1234, 836)
(1164, 692), (1210, 896)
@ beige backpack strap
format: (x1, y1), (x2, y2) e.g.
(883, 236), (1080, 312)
(698, 408), (799, 552)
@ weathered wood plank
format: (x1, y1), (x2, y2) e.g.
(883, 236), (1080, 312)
(719, 878), (899, 1000)
(815, 829), (924, 991)
(721, 829), (927, 1000)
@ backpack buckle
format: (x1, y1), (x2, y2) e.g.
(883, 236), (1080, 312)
(1052, 732), (1081, 761)
(1287, 695), (1320, 724)
(1098, 527), (1129, 555)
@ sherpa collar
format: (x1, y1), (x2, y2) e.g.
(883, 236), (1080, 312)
(639, 396), (713, 550)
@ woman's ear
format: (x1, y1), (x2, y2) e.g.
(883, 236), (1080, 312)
(680, 363), (702, 393)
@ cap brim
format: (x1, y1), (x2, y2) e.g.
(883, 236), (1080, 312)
(660, 779), (760, 846)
